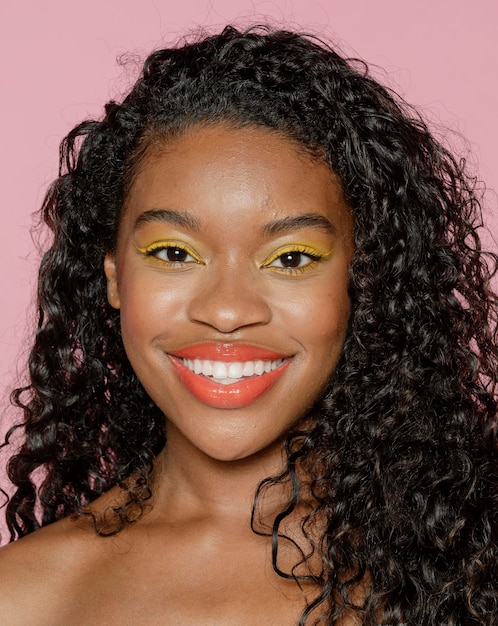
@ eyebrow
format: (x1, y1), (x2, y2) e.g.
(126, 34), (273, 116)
(134, 208), (335, 237)
(134, 208), (201, 232)
(261, 214), (336, 237)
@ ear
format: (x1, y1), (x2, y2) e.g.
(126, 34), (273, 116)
(104, 252), (121, 309)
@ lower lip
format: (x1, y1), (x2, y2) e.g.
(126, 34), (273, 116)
(170, 358), (289, 409)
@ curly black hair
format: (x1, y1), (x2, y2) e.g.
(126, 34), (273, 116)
(2, 25), (498, 625)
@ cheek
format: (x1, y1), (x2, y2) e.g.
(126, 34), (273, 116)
(118, 286), (154, 341)
(116, 275), (170, 362)
(118, 271), (184, 333)
(279, 283), (350, 351)
(318, 289), (350, 339)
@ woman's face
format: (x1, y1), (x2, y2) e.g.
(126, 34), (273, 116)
(104, 124), (354, 462)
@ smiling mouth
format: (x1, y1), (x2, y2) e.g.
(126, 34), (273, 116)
(180, 357), (286, 385)
(169, 348), (290, 408)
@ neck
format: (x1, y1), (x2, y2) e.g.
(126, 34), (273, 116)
(149, 423), (293, 526)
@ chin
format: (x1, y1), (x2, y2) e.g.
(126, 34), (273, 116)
(194, 432), (286, 464)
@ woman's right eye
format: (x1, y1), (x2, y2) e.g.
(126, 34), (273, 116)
(135, 241), (203, 265)
(153, 246), (196, 263)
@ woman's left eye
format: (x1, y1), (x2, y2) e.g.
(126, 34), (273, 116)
(263, 246), (325, 273)
(268, 250), (319, 269)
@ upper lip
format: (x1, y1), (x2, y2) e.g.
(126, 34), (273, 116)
(169, 342), (288, 362)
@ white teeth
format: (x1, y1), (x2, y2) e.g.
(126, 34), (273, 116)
(227, 362), (244, 378)
(212, 362), (227, 378)
(182, 358), (284, 382)
(201, 360), (213, 376)
(242, 361), (255, 377)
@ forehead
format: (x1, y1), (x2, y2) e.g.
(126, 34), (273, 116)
(122, 123), (351, 236)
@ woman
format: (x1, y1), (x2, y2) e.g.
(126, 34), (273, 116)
(0, 26), (497, 625)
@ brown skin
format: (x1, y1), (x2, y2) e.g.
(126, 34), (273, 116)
(0, 125), (358, 624)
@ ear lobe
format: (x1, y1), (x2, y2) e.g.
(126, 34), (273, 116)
(104, 253), (121, 309)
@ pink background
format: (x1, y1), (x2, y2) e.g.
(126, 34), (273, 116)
(1, 0), (497, 425)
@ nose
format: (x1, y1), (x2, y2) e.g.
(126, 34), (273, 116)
(186, 266), (272, 333)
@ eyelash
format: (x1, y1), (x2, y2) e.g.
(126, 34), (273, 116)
(261, 245), (329, 274)
(136, 241), (203, 265)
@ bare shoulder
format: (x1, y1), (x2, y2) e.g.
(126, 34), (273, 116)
(0, 484), (148, 625)
(0, 516), (99, 625)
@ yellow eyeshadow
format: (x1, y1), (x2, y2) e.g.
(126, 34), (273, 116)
(261, 244), (334, 267)
(134, 240), (203, 264)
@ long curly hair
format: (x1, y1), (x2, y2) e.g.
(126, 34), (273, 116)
(2, 25), (498, 624)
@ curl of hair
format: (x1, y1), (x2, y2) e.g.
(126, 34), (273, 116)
(3, 25), (498, 624)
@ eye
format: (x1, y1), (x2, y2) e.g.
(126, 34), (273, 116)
(136, 240), (203, 265)
(154, 246), (196, 263)
(269, 250), (319, 269)
(262, 244), (330, 275)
